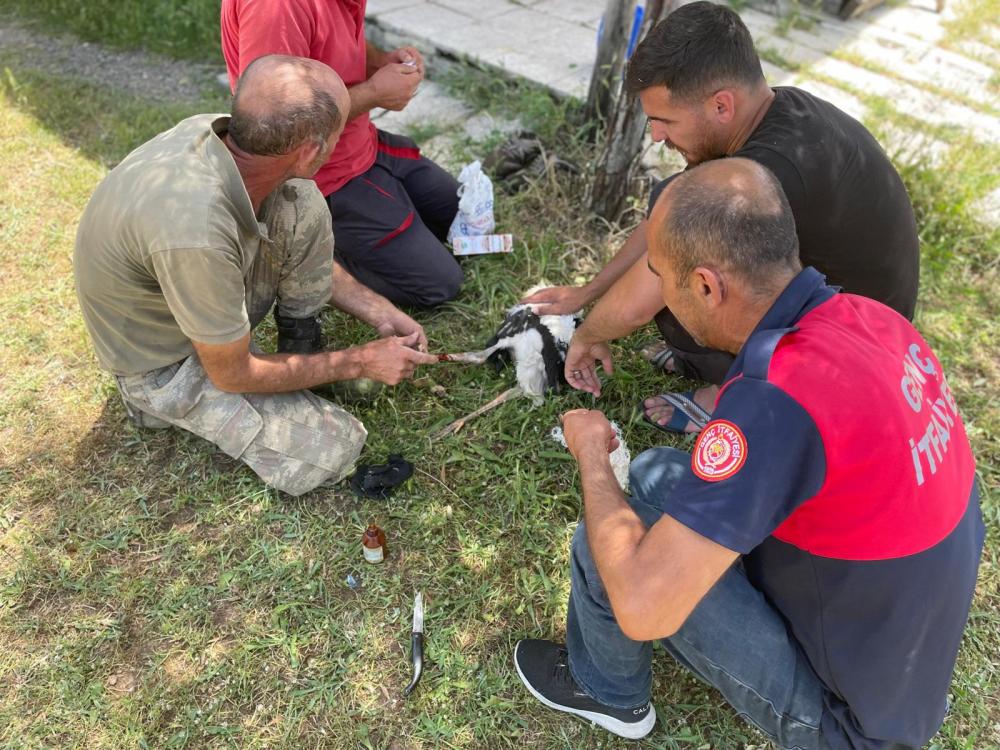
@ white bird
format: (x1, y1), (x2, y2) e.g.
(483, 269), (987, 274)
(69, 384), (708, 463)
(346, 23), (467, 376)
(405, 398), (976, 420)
(439, 303), (581, 405)
(431, 297), (582, 440)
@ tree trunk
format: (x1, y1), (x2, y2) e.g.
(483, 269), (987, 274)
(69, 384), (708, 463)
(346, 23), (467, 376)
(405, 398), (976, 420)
(587, 0), (671, 222)
(585, 0), (636, 127)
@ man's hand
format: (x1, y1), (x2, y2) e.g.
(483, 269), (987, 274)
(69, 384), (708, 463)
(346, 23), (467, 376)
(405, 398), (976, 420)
(564, 336), (614, 397)
(356, 332), (437, 385)
(368, 62), (421, 111)
(521, 285), (591, 315)
(384, 46), (425, 76)
(373, 309), (428, 352)
(561, 409), (619, 461)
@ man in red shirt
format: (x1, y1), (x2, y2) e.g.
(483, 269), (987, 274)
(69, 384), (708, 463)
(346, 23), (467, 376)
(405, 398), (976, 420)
(222, 0), (463, 322)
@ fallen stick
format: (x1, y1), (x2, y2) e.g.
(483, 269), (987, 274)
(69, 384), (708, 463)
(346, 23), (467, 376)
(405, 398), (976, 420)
(431, 386), (523, 441)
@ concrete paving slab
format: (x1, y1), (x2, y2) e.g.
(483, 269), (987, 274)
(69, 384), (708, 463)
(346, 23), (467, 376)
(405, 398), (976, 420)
(761, 59), (798, 85)
(794, 79), (867, 121)
(375, 2), (474, 48)
(952, 39), (1000, 68)
(432, 0), (519, 19)
(973, 185), (1000, 228)
(748, 23), (830, 68)
(487, 7), (579, 43)
(810, 56), (1000, 143)
(534, 0), (605, 27)
(462, 111), (524, 141)
(741, 7), (853, 56)
(852, 3), (948, 45)
(367, 0), (425, 15)
(366, 0), (999, 224)
(880, 120), (952, 167)
(369, 80), (472, 133)
(551, 62), (594, 100)
(835, 35), (993, 102)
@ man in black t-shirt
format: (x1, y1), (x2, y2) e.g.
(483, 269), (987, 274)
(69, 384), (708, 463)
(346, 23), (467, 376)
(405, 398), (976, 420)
(525, 2), (919, 432)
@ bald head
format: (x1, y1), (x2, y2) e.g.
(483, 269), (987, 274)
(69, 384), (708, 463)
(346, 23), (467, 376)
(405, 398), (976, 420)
(229, 55), (349, 157)
(649, 158), (800, 296)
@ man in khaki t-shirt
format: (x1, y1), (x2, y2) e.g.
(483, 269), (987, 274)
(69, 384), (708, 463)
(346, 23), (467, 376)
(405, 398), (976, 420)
(74, 55), (437, 496)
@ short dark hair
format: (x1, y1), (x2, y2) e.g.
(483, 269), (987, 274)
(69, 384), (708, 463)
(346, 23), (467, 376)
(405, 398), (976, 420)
(656, 160), (801, 294)
(229, 56), (341, 156)
(625, 1), (764, 101)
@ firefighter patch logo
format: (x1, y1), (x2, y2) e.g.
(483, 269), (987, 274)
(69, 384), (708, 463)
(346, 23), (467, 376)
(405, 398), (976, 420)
(692, 420), (748, 481)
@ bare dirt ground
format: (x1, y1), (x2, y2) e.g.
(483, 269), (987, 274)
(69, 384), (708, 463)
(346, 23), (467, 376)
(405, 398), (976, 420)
(0, 14), (224, 102)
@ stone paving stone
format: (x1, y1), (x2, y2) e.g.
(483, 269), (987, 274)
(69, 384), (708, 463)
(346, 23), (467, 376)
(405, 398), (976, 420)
(742, 10), (836, 65)
(810, 56), (1000, 143)
(761, 59), (798, 86)
(834, 35), (993, 102)
(973, 186), (1000, 228)
(534, 0), (605, 28)
(880, 124), (950, 167)
(424, 8), (597, 96)
(855, 3), (948, 45)
(368, 82), (523, 142)
(793, 79), (867, 121)
(484, 7), (576, 42)
(367, 0), (998, 223)
(367, 0), (425, 15)
(432, 0), (519, 20)
(955, 40), (1000, 68)
(369, 80), (471, 133)
(748, 8), (994, 114)
(367, 82), (521, 172)
(552, 62), (595, 100)
(375, 2), (474, 48)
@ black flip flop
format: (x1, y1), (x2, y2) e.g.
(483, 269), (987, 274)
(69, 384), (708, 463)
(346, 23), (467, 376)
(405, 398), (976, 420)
(350, 454), (414, 498)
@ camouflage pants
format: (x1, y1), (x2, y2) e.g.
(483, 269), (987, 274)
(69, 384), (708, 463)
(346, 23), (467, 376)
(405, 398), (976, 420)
(246, 179), (336, 328)
(115, 180), (367, 496)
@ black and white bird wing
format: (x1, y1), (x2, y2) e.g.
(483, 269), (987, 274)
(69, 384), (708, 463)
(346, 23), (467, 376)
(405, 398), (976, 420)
(483, 305), (535, 372)
(482, 305), (581, 401)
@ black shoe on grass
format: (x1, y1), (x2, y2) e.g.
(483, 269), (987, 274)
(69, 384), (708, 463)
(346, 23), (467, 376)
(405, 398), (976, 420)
(514, 639), (656, 740)
(275, 312), (325, 354)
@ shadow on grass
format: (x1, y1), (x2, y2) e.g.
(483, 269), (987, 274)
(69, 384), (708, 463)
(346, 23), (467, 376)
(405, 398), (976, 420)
(0, 52), (227, 169)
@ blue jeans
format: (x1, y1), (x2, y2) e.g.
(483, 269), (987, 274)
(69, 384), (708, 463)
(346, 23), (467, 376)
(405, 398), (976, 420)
(566, 447), (845, 750)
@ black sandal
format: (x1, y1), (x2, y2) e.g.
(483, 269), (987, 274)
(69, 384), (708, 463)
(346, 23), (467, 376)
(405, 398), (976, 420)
(350, 454), (414, 498)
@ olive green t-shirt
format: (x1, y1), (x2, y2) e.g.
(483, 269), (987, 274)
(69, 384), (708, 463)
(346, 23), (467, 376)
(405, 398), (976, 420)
(75, 114), (277, 375)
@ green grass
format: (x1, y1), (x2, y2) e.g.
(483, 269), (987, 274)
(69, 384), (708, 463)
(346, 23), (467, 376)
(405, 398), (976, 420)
(942, 0), (1000, 54)
(1, 15), (1000, 750)
(757, 44), (805, 73)
(440, 65), (587, 146)
(0, 0), (222, 61)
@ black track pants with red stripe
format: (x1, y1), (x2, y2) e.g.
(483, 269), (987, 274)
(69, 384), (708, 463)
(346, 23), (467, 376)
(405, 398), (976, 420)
(326, 130), (463, 308)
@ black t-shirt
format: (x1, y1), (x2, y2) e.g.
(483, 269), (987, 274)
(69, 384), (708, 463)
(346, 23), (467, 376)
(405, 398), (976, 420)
(650, 86), (919, 319)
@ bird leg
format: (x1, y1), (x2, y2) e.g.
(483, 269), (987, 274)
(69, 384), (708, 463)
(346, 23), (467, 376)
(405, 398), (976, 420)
(431, 386), (523, 440)
(436, 342), (505, 365)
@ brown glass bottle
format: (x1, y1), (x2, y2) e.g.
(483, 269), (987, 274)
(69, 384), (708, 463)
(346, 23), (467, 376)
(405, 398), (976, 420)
(362, 523), (387, 564)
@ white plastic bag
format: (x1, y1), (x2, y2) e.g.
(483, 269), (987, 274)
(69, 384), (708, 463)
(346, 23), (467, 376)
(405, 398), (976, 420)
(447, 160), (495, 243)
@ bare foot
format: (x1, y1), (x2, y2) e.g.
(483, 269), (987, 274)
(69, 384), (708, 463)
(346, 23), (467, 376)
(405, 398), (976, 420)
(642, 385), (719, 434)
(640, 341), (680, 374)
